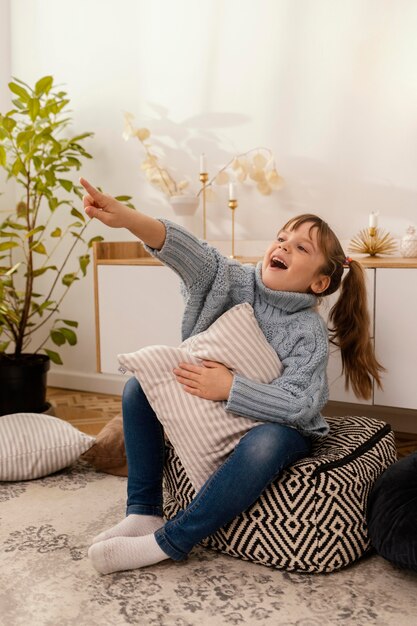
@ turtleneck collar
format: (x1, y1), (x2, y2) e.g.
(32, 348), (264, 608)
(255, 262), (317, 313)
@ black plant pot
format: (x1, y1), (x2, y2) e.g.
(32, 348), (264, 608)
(0, 353), (51, 415)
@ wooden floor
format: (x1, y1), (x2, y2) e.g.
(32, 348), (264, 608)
(47, 387), (122, 436)
(47, 387), (417, 459)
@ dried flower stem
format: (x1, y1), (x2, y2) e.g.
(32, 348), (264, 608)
(197, 147), (273, 197)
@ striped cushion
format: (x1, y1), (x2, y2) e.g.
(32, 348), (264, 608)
(118, 303), (282, 490)
(0, 413), (95, 481)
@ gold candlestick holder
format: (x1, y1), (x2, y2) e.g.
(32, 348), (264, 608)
(228, 198), (238, 258)
(348, 226), (397, 257)
(199, 172), (209, 239)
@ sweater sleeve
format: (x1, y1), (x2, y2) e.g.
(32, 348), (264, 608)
(144, 219), (219, 291)
(225, 322), (330, 436)
(144, 219), (254, 340)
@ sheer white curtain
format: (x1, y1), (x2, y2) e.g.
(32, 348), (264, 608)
(0, 0), (14, 214)
(4, 0), (417, 383)
(7, 0), (417, 237)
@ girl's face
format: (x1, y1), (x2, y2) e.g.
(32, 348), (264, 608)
(261, 221), (331, 294)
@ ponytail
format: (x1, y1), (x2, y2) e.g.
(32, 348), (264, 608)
(328, 260), (385, 400)
(282, 213), (385, 401)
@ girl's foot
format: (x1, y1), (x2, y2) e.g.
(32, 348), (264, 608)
(88, 533), (169, 574)
(91, 514), (164, 545)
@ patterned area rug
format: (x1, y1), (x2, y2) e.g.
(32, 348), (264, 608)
(1, 460), (417, 626)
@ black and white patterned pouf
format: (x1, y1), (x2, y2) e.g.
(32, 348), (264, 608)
(163, 415), (397, 573)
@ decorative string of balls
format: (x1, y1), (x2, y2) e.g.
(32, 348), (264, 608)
(348, 213), (397, 257)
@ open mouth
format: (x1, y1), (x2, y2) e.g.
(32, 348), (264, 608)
(270, 256), (288, 270)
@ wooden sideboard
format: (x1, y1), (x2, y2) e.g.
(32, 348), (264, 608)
(94, 241), (417, 432)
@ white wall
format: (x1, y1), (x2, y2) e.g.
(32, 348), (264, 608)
(2, 0), (417, 392)
(0, 0), (14, 213)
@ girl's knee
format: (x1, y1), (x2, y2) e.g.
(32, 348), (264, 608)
(240, 423), (310, 466)
(122, 376), (143, 404)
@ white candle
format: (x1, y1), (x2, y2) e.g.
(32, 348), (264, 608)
(229, 182), (236, 200)
(369, 212), (378, 228)
(200, 153), (207, 173)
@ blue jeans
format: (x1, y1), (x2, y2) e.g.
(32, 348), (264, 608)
(122, 377), (311, 561)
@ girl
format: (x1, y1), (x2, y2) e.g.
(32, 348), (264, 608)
(80, 178), (383, 575)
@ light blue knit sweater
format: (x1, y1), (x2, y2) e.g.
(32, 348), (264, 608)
(146, 220), (330, 437)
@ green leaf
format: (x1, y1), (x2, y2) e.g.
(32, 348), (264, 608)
(44, 170), (56, 186)
(70, 207), (85, 222)
(63, 157), (82, 168)
(48, 197), (59, 211)
(70, 231), (84, 241)
(50, 227), (62, 237)
(62, 273), (79, 287)
(8, 81), (31, 102)
(79, 254), (90, 276)
(0, 241), (19, 251)
(62, 319), (79, 328)
(70, 132), (94, 142)
(55, 99), (70, 113)
(35, 75), (53, 96)
(44, 348), (63, 365)
(16, 129), (34, 148)
(0, 229), (20, 238)
(1, 116), (17, 133)
(31, 242), (47, 254)
(12, 76), (32, 90)
(35, 300), (55, 315)
(11, 98), (26, 110)
(60, 327), (77, 346)
(115, 195), (132, 202)
(11, 157), (25, 177)
(33, 156), (42, 170)
(28, 98), (40, 122)
(32, 265), (57, 277)
(0, 145), (6, 167)
(88, 235), (104, 248)
(26, 225), (45, 238)
(5, 219), (26, 229)
(51, 329), (66, 346)
(58, 178), (73, 192)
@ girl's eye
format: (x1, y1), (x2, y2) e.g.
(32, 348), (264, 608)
(277, 236), (285, 242)
(298, 245), (307, 252)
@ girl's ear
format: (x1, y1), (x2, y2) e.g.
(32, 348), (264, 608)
(311, 274), (331, 294)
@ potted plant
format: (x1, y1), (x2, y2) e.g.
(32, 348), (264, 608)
(0, 76), (129, 415)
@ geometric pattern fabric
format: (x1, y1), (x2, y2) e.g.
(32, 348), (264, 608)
(163, 415), (397, 573)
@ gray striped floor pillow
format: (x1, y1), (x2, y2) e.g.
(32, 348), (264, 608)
(0, 413), (95, 481)
(118, 303), (283, 491)
(163, 415), (398, 573)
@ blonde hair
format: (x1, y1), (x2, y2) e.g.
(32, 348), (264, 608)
(282, 214), (384, 400)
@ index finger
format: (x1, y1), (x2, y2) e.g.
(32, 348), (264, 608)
(79, 177), (102, 199)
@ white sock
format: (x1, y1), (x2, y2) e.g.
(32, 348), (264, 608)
(91, 514), (164, 545)
(88, 533), (169, 574)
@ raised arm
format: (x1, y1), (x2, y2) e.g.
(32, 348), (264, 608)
(80, 177), (166, 250)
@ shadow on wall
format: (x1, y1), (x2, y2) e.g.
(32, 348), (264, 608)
(123, 104), (417, 243)
(123, 104), (290, 241)
(129, 102), (252, 195)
